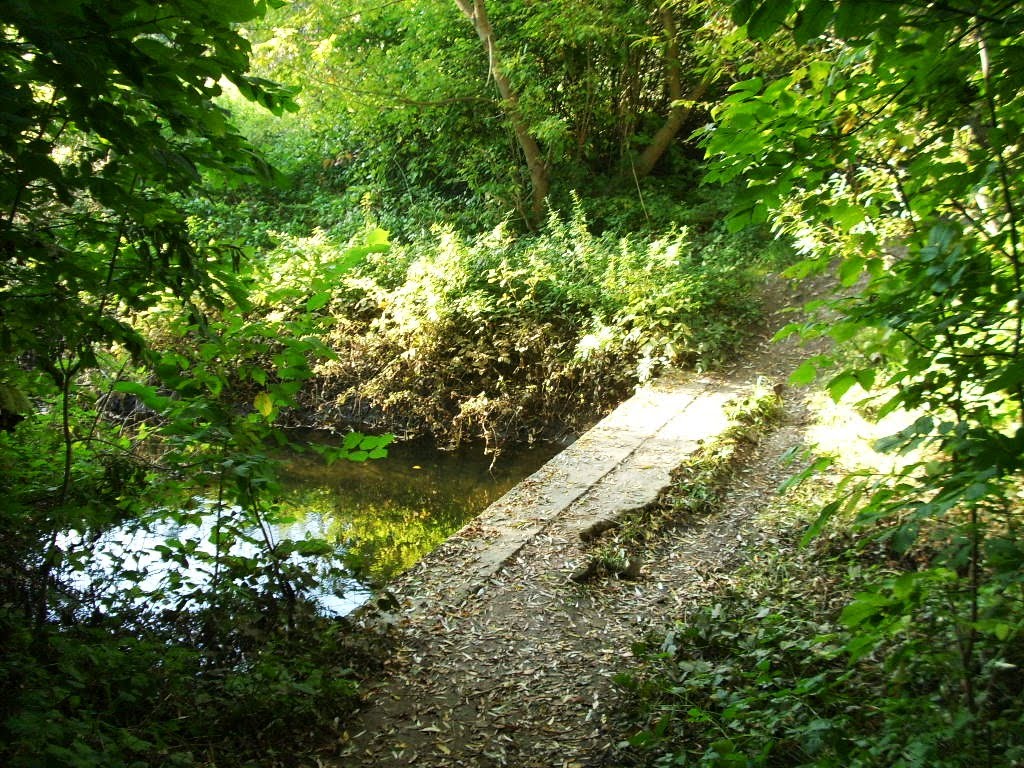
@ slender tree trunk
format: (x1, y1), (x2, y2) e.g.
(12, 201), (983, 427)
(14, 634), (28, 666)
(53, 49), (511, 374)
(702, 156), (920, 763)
(454, 0), (550, 220)
(629, 7), (710, 180)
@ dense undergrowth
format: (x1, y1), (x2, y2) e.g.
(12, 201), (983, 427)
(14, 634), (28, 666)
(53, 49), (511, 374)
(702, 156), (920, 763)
(1, 84), (788, 768)
(7, 0), (1021, 765)
(0, 378), (391, 767)
(617, 515), (1024, 767)
(297, 205), (787, 449)
(188, 106), (793, 450)
(1, 607), (385, 768)
(615, 396), (1024, 768)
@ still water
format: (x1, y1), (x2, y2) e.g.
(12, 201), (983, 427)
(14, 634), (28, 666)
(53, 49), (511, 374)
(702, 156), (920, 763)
(274, 436), (562, 612)
(65, 437), (561, 616)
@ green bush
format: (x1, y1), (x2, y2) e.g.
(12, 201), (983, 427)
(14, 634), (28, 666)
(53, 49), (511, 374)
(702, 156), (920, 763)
(0, 611), (366, 768)
(292, 203), (786, 450)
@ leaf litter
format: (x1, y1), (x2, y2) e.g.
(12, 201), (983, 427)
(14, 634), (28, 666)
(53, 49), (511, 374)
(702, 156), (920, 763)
(328, 276), (832, 767)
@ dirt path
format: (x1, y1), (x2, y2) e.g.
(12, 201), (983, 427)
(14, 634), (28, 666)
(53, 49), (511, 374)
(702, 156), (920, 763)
(331, 277), (826, 767)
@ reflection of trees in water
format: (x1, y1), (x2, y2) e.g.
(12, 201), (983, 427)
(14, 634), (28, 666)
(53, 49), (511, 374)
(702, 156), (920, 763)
(276, 485), (466, 583)
(277, 441), (558, 583)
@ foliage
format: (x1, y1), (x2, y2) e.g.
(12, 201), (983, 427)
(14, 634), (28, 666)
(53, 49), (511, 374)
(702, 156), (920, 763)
(182, 90), (376, 247)
(299, 202), (785, 451)
(242, 0), (771, 226)
(0, 232), (394, 765)
(0, 3), (393, 766)
(0, 0), (293, 589)
(687, 0), (1024, 762)
(1, 0), (293, 396)
(617, 518), (1024, 767)
(1, 607), (372, 768)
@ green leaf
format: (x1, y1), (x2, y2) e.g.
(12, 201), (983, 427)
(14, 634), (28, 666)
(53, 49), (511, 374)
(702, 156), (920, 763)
(983, 360), (1024, 395)
(890, 572), (917, 600)
(840, 591), (891, 628)
(838, 255), (864, 286)
(747, 0), (793, 39)
(358, 435), (383, 451)
(771, 322), (803, 342)
(731, 0), (756, 26)
(832, 202), (866, 230)
(727, 76), (765, 95)
(828, 322), (860, 343)
(834, 0), (876, 38)
(113, 381), (171, 411)
(789, 359), (817, 385)
(855, 368), (876, 390)
(306, 292), (332, 311)
(253, 392), (274, 417)
(218, 0), (264, 22)
(794, 0), (833, 44)
(800, 498), (841, 545)
(827, 372), (858, 401)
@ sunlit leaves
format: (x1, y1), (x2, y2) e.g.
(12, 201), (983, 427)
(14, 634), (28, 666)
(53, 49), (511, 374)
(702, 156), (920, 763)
(1, 0), (294, 385)
(792, 0), (831, 44)
(254, 391), (274, 417)
(746, 0), (792, 40)
(707, 4), (1024, 761)
(247, 0), (752, 217)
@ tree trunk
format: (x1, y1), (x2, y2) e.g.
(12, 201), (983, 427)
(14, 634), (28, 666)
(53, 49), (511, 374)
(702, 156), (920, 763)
(629, 7), (710, 180)
(454, 0), (550, 220)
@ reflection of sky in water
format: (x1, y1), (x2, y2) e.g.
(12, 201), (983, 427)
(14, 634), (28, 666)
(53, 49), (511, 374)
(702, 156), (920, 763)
(60, 439), (559, 617)
(60, 500), (372, 616)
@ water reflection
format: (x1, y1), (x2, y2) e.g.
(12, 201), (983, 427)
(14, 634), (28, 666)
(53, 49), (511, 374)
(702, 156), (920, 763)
(277, 437), (561, 587)
(59, 438), (560, 618)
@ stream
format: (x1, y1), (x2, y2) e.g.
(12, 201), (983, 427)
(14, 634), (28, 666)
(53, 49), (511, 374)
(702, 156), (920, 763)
(63, 436), (562, 617)
(275, 435), (562, 613)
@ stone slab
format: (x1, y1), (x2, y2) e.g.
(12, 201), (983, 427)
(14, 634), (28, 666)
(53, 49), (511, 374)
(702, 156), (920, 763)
(389, 373), (750, 608)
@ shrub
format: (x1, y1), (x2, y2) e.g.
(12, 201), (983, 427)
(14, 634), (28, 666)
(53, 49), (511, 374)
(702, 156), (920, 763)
(298, 204), (784, 450)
